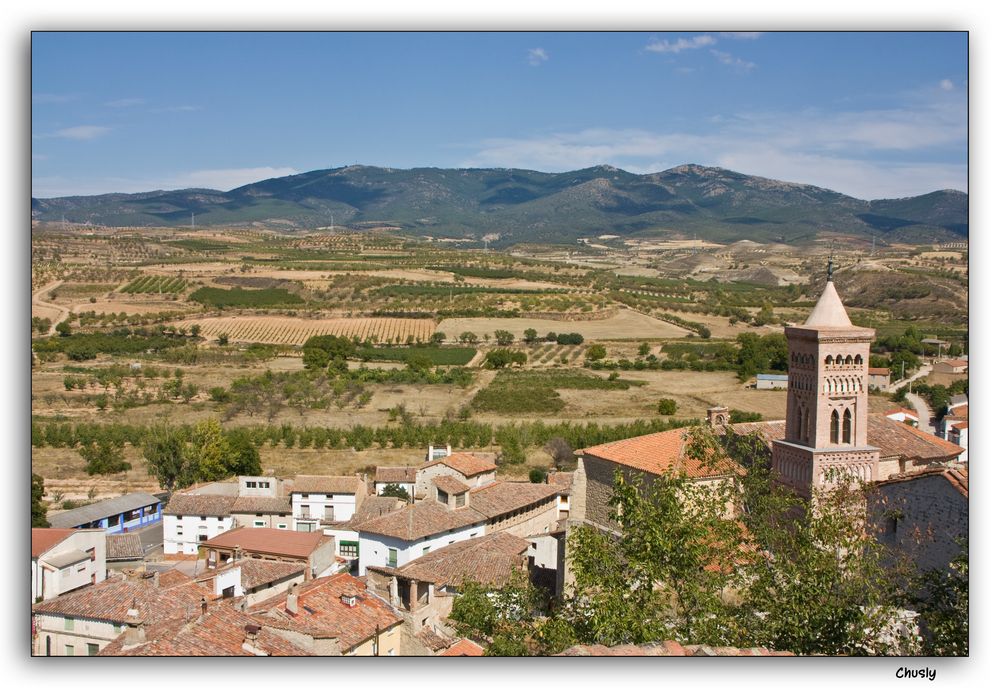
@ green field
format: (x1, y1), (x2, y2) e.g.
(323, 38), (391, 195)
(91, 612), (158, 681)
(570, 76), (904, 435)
(121, 275), (188, 294)
(358, 345), (477, 366)
(188, 286), (305, 308)
(471, 369), (641, 414)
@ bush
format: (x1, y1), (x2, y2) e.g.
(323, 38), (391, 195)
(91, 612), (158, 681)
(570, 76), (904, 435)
(657, 398), (678, 416)
(585, 344), (607, 361)
(529, 468), (547, 483)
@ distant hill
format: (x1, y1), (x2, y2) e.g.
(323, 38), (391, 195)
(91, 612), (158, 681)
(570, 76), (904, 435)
(31, 164), (968, 245)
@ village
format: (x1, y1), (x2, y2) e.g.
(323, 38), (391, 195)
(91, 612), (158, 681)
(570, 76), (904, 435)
(30, 272), (969, 657)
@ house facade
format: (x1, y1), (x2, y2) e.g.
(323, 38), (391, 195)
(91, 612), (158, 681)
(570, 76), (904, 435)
(162, 493), (236, 555)
(31, 529), (107, 602)
(48, 493), (162, 534)
(200, 527), (340, 580)
(290, 475), (367, 532)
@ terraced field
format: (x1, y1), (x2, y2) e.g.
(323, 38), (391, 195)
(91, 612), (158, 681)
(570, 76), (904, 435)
(436, 309), (691, 341)
(179, 315), (437, 345)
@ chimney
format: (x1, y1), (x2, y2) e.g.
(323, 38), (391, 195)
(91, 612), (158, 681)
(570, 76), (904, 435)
(286, 582), (300, 615)
(122, 599), (145, 647)
(200, 596), (208, 615)
(241, 624), (268, 656)
(707, 406), (730, 427)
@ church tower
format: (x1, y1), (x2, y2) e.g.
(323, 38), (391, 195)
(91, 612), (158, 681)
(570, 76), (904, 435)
(772, 260), (879, 497)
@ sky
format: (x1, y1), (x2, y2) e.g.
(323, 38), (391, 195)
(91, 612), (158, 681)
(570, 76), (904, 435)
(31, 31), (968, 200)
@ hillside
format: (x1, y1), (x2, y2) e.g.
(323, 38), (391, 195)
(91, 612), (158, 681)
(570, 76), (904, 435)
(31, 164), (968, 245)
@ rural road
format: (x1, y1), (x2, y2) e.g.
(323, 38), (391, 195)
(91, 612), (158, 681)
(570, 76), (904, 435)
(888, 363), (932, 393)
(31, 280), (71, 335)
(905, 392), (935, 434)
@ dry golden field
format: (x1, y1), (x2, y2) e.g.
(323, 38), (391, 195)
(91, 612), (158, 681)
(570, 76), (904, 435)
(176, 315), (438, 345)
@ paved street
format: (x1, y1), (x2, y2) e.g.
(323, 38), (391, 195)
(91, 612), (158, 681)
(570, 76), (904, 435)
(905, 392), (935, 434)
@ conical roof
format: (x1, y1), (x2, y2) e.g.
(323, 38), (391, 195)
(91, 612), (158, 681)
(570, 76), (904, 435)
(804, 280), (854, 328)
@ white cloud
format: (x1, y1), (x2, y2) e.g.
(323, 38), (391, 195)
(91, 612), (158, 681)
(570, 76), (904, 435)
(461, 95), (967, 199)
(105, 97), (146, 107)
(50, 125), (111, 141)
(527, 48), (549, 66)
(718, 32), (764, 40)
(940, 79), (955, 91)
(711, 49), (756, 71)
(645, 34), (716, 54)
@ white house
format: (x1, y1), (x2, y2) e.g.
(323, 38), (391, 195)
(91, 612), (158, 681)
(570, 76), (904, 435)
(31, 528), (107, 602)
(374, 466), (417, 501)
(290, 475), (367, 532)
(885, 408), (920, 426)
(162, 494), (236, 555)
(197, 558), (306, 607)
(947, 422), (968, 463)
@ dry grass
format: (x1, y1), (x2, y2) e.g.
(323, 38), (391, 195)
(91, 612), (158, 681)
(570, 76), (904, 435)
(437, 309), (689, 341)
(176, 315), (437, 345)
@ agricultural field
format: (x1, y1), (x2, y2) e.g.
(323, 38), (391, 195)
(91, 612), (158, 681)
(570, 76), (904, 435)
(121, 275), (189, 294)
(436, 309), (691, 341)
(179, 315), (438, 345)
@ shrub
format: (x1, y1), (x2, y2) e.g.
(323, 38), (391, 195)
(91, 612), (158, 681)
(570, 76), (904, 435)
(585, 344), (607, 361)
(657, 398), (678, 416)
(529, 468), (547, 483)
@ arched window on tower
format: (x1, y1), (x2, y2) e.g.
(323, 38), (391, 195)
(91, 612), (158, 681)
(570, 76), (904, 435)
(854, 354), (863, 365)
(835, 355), (843, 365)
(825, 355), (833, 366)
(842, 408), (852, 445)
(830, 409), (840, 444)
(804, 408), (811, 442)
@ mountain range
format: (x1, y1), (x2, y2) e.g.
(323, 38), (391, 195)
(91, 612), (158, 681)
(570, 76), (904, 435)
(31, 164), (968, 245)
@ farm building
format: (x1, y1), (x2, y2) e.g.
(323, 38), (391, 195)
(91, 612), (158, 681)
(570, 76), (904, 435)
(48, 493), (162, 534)
(755, 373), (788, 390)
(868, 367), (892, 391)
(933, 359), (968, 374)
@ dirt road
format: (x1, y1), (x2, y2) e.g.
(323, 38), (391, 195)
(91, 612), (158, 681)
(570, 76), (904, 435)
(31, 281), (71, 335)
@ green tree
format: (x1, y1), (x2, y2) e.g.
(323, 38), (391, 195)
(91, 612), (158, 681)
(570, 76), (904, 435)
(529, 468), (547, 483)
(32, 473), (49, 527)
(494, 330), (516, 346)
(523, 328), (538, 344)
(224, 430), (262, 476)
(380, 483), (411, 501)
(430, 331), (447, 346)
(80, 439), (132, 476)
(912, 541), (968, 656)
(142, 426), (188, 491)
(217, 332), (229, 346)
(190, 324), (201, 337)
(451, 572), (555, 656)
(55, 321), (72, 337)
(185, 419), (229, 483)
(585, 344), (607, 361)
(459, 331), (480, 345)
(638, 343), (651, 356)
(657, 398), (677, 415)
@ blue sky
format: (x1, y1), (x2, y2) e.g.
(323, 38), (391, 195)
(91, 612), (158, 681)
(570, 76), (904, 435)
(31, 31), (968, 199)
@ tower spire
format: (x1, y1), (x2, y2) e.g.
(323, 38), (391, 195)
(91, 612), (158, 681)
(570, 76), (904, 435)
(827, 253), (834, 282)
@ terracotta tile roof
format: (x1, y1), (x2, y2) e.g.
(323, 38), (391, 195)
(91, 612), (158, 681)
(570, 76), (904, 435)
(157, 569), (194, 589)
(358, 500), (483, 540)
(202, 527), (326, 559)
(879, 465), (968, 499)
(99, 603), (312, 656)
(950, 421), (968, 431)
(105, 533), (144, 561)
(468, 481), (560, 519)
(558, 641), (795, 656)
(375, 466), (417, 484)
(868, 367), (891, 375)
(31, 528), (80, 558)
(32, 573), (207, 625)
(367, 532), (528, 587)
(249, 573), (401, 650)
(441, 638), (485, 656)
(417, 627), (454, 652)
(163, 493), (236, 517)
(341, 496), (406, 529)
(291, 475), (364, 494)
(945, 405), (969, 419)
(940, 359), (968, 368)
(546, 471), (575, 494)
(726, 416), (964, 462)
(424, 452), (497, 477)
(236, 559), (304, 590)
(582, 427), (745, 479)
(230, 496), (292, 514)
(433, 475), (471, 494)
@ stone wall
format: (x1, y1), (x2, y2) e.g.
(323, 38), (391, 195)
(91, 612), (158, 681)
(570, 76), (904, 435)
(870, 474), (968, 574)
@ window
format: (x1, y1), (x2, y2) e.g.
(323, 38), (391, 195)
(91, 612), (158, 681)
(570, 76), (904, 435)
(325, 494), (333, 499)
(455, 492), (466, 507)
(176, 528), (184, 536)
(198, 534), (208, 542)
(437, 489), (447, 504)
(830, 410), (840, 444)
(340, 541), (359, 558)
(422, 546), (431, 555)
(200, 516), (207, 521)
(277, 523), (287, 530)
(247, 481), (257, 489)
(64, 618), (74, 631)
(260, 481), (269, 489)
(296, 522), (314, 532)
(324, 505), (335, 521)
(301, 505), (311, 519)
(65, 645), (74, 656)
(842, 408), (852, 445)
(254, 520), (266, 528)
(87, 643), (99, 656)
(387, 548), (398, 567)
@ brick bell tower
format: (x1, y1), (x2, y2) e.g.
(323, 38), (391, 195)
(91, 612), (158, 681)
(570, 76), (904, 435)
(772, 259), (879, 498)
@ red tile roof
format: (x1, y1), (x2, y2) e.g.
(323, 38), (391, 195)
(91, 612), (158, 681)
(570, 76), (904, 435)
(202, 527), (327, 559)
(358, 500), (483, 540)
(468, 481), (560, 519)
(951, 421), (968, 431)
(99, 603), (312, 656)
(32, 573), (207, 625)
(558, 641), (795, 656)
(868, 367), (891, 375)
(879, 465), (968, 498)
(163, 493), (236, 517)
(367, 532), (528, 587)
(105, 533), (144, 561)
(939, 359), (968, 368)
(546, 471), (575, 494)
(424, 453), (497, 477)
(441, 638), (485, 656)
(198, 559), (305, 591)
(433, 475), (471, 494)
(582, 427), (745, 479)
(249, 573), (401, 650)
(375, 466), (417, 484)
(291, 475), (364, 494)
(31, 528), (81, 558)
(230, 496), (292, 514)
